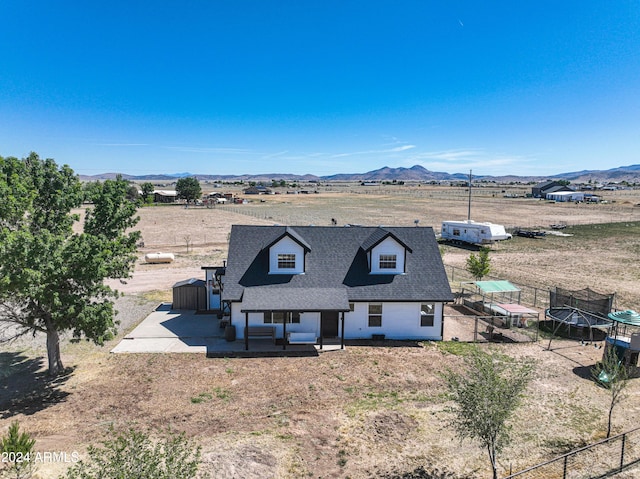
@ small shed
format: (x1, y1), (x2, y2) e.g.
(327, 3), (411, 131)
(172, 278), (207, 311)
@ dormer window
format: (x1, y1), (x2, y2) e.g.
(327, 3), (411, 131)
(362, 227), (411, 275)
(379, 254), (397, 269)
(278, 253), (296, 269)
(267, 227), (310, 274)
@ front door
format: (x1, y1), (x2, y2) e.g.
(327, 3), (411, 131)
(321, 311), (339, 338)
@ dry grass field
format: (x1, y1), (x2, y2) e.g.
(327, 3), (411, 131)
(3, 186), (640, 479)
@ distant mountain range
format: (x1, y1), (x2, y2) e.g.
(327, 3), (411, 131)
(79, 164), (640, 183)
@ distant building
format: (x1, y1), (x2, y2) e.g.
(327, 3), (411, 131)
(546, 191), (585, 202)
(532, 181), (574, 198)
(153, 190), (178, 203)
(243, 185), (272, 195)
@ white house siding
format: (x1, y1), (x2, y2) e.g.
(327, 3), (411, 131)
(231, 303), (320, 340)
(370, 237), (406, 274)
(269, 237), (305, 274)
(344, 302), (443, 340)
(231, 301), (443, 341)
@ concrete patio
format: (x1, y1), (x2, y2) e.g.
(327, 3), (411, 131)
(111, 303), (344, 356)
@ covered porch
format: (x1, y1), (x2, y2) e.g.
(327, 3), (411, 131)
(237, 287), (351, 351)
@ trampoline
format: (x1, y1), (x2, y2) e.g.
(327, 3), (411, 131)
(545, 307), (611, 342)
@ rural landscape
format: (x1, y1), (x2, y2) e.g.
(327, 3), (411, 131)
(3, 175), (640, 479)
(4, 2), (640, 478)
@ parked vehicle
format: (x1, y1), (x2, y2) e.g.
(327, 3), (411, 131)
(514, 228), (546, 238)
(440, 220), (512, 245)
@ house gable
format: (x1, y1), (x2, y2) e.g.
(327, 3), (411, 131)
(368, 235), (407, 274)
(268, 235), (306, 274)
(361, 227), (412, 274)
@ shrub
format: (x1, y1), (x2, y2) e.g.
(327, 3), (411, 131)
(61, 427), (205, 479)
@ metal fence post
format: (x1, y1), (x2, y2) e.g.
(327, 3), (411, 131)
(563, 454), (568, 479)
(620, 433), (626, 472)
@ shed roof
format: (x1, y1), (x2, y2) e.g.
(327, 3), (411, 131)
(475, 280), (520, 293)
(547, 191), (582, 197)
(534, 180), (558, 189)
(173, 278), (205, 288)
(496, 303), (538, 314)
(544, 185), (574, 195)
(608, 310), (640, 326)
(154, 190), (178, 196)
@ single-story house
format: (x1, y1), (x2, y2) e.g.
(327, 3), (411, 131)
(153, 190), (178, 203)
(243, 185), (272, 195)
(221, 225), (454, 349)
(546, 191), (585, 202)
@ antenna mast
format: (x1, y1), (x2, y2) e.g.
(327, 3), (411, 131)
(467, 170), (472, 221)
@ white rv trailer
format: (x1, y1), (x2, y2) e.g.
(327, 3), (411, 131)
(441, 220), (512, 245)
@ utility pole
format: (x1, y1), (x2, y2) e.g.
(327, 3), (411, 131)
(467, 170), (472, 221)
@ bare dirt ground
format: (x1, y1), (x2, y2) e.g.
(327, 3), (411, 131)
(3, 187), (640, 479)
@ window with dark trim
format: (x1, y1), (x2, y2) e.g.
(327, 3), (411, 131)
(420, 303), (435, 327)
(379, 254), (397, 269)
(368, 303), (382, 327)
(277, 253), (296, 269)
(263, 311), (301, 324)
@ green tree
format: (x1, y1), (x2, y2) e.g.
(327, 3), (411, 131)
(466, 247), (491, 280)
(0, 153), (140, 376)
(141, 182), (155, 203)
(126, 183), (140, 202)
(0, 421), (36, 479)
(61, 428), (204, 479)
(176, 177), (202, 204)
(81, 181), (103, 203)
(592, 347), (630, 438)
(442, 350), (533, 479)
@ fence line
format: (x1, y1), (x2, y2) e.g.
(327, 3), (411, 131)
(217, 199), (640, 232)
(446, 264), (552, 310)
(502, 427), (640, 479)
(445, 314), (539, 343)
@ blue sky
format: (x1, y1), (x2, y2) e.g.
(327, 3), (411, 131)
(1, 1), (639, 177)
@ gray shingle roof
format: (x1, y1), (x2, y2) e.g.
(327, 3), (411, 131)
(360, 227), (411, 253)
(241, 287), (350, 312)
(262, 226), (312, 252)
(222, 225), (453, 307)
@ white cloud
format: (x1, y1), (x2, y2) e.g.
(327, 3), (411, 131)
(411, 149), (485, 161)
(260, 150), (289, 159)
(330, 144), (416, 158)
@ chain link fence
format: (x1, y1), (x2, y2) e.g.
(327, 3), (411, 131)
(446, 264), (551, 310)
